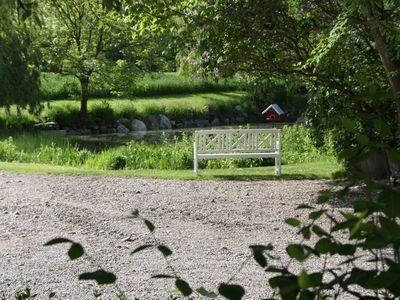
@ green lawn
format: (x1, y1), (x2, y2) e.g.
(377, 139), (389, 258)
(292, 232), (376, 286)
(47, 91), (250, 118)
(0, 91), (253, 125)
(0, 160), (343, 180)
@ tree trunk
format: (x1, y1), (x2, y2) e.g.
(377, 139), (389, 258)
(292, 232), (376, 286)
(79, 77), (89, 115)
(366, 17), (400, 137)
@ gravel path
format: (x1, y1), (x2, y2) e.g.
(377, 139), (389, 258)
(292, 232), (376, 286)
(0, 172), (332, 299)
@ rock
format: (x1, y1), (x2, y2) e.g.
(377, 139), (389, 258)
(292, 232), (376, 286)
(183, 120), (196, 128)
(116, 124), (129, 134)
(235, 105), (247, 117)
(99, 126), (108, 134)
(159, 114), (172, 130)
(196, 119), (210, 127)
(147, 114), (171, 130)
(34, 122), (60, 130)
(211, 118), (220, 127)
(234, 117), (245, 124)
(131, 119), (147, 132)
(80, 129), (92, 135)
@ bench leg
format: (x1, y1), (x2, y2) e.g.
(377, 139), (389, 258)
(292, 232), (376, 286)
(194, 156), (198, 176)
(275, 157), (281, 176)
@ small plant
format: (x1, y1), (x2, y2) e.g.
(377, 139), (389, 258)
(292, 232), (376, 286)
(0, 137), (19, 161)
(107, 155), (127, 170)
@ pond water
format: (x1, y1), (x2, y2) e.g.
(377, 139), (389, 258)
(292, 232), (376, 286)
(65, 123), (289, 151)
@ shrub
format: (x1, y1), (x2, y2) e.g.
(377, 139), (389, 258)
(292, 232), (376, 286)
(0, 137), (19, 161)
(108, 155), (127, 170)
(90, 101), (114, 124)
(43, 105), (80, 128)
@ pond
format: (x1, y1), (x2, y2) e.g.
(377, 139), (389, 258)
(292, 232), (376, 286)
(66, 123), (289, 151)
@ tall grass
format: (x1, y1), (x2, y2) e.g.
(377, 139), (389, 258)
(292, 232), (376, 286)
(39, 72), (241, 100)
(0, 125), (335, 170)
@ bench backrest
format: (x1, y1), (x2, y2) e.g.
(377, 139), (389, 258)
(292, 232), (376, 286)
(194, 128), (281, 154)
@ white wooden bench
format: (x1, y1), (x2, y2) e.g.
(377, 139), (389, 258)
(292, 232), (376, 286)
(194, 128), (282, 176)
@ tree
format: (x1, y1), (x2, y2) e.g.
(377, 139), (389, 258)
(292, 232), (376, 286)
(0, 0), (41, 112)
(180, 1), (400, 140)
(38, 0), (132, 115)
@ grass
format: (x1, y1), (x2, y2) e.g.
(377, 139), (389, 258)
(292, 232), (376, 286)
(0, 91), (254, 129)
(0, 160), (343, 180)
(40, 72), (242, 100)
(45, 91), (251, 120)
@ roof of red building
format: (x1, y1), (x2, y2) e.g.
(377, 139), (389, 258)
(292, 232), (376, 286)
(262, 103), (285, 115)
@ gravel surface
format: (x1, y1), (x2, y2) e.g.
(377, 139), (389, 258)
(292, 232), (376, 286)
(0, 172), (333, 299)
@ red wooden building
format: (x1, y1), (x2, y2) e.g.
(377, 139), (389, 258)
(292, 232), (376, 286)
(262, 104), (285, 122)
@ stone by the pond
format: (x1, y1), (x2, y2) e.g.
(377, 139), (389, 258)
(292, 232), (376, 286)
(196, 119), (210, 127)
(211, 117), (220, 127)
(131, 119), (147, 132)
(116, 124), (129, 133)
(34, 122), (60, 130)
(147, 114), (171, 130)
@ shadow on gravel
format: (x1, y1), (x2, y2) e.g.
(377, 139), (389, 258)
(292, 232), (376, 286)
(209, 173), (329, 181)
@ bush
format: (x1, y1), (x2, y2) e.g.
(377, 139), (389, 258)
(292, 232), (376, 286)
(108, 155), (127, 170)
(0, 137), (20, 161)
(90, 101), (114, 124)
(43, 105), (80, 128)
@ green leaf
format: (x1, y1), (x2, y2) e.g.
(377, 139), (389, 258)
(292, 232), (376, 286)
(296, 204), (315, 210)
(130, 209), (140, 218)
(196, 287), (218, 298)
(175, 279), (192, 296)
(299, 226), (311, 240)
(68, 243), (84, 260)
(286, 245), (310, 262)
(298, 290), (315, 300)
(364, 271), (399, 289)
(311, 225), (330, 238)
(298, 270), (322, 289)
(314, 238), (336, 255)
(249, 244), (273, 268)
(157, 245), (173, 257)
(48, 292), (56, 298)
(151, 274), (175, 279)
(309, 210), (326, 220)
(344, 268), (377, 286)
(341, 117), (357, 132)
(336, 244), (357, 255)
(316, 191), (330, 204)
(218, 284), (245, 300)
(387, 149), (400, 165)
(378, 189), (400, 218)
(269, 275), (299, 300)
(355, 134), (369, 146)
(44, 238), (73, 246)
(131, 244), (154, 254)
(144, 219), (155, 232)
(373, 119), (391, 137)
(265, 266), (289, 274)
(353, 201), (382, 214)
(79, 270), (117, 285)
(285, 218), (301, 227)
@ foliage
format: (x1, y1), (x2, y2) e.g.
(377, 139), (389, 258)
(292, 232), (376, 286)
(39, 72), (241, 100)
(90, 101), (115, 124)
(0, 137), (20, 162)
(36, 0), (134, 113)
(0, 0), (41, 111)
(0, 125), (334, 172)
